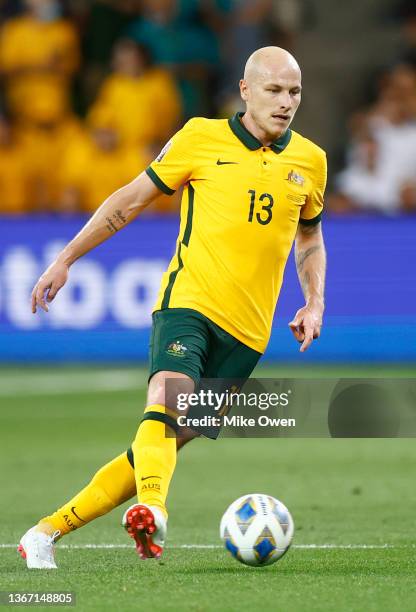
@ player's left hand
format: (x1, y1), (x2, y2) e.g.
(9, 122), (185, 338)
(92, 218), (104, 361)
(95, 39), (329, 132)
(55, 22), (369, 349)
(288, 304), (323, 352)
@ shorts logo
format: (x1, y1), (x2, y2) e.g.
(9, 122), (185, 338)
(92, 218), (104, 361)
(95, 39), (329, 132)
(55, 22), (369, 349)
(286, 170), (305, 186)
(167, 340), (188, 357)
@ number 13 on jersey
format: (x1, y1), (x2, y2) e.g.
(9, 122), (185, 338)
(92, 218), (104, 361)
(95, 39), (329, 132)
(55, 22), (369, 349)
(248, 189), (274, 225)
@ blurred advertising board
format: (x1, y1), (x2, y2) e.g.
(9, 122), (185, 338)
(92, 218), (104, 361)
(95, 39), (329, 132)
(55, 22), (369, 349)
(0, 215), (415, 363)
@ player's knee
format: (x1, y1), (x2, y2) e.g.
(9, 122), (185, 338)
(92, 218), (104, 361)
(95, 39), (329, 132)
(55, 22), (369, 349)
(147, 370), (195, 415)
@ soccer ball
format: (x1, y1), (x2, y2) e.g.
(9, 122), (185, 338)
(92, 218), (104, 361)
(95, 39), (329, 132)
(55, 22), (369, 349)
(220, 494), (294, 566)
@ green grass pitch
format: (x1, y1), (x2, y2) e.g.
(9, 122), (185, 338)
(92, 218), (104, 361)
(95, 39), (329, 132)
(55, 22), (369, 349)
(0, 365), (415, 611)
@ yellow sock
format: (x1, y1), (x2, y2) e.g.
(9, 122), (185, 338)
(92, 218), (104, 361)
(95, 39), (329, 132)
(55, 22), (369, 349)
(132, 404), (177, 517)
(38, 452), (136, 537)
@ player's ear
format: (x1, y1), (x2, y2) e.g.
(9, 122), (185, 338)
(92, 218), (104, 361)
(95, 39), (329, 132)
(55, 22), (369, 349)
(239, 79), (249, 101)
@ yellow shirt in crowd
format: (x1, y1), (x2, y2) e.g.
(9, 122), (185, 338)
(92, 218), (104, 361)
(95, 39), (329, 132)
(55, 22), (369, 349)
(0, 15), (79, 123)
(0, 142), (31, 213)
(17, 118), (84, 209)
(60, 134), (150, 213)
(89, 68), (182, 147)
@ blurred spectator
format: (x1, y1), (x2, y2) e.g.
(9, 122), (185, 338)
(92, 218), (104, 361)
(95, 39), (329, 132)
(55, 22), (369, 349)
(217, 0), (304, 113)
(0, 0), (307, 216)
(330, 130), (400, 214)
(0, 0), (80, 125)
(88, 38), (181, 151)
(59, 109), (147, 213)
(82, 0), (138, 66)
(330, 64), (416, 214)
(0, 0), (24, 19)
(17, 116), (84, 211)
(394, 0), (416, 68)
(0, 114), (32, 213)
(78, 0), (139, 103)
(126, 0), (220, 117)
(59, 108), (179, 214)
(369, 63), (416, 126)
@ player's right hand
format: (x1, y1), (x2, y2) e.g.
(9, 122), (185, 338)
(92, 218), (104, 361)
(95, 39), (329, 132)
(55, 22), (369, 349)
(31, 261), (69, 314)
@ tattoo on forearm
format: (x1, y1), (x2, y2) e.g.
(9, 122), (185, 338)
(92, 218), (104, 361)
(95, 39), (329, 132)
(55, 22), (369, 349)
(115, 209), (126, 224)
(299, 223), (320, 235)
(106, 210), (127, 235)
(296, 245), (321, 272)
(106, 216), (118, 234)
(296, 236), (326, 301)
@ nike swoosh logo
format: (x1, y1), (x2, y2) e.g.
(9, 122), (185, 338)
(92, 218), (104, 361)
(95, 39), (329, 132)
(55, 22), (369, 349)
(141, 475), (161, 481)
(216, 159), (238, 165)
(71, 506), (86, 522)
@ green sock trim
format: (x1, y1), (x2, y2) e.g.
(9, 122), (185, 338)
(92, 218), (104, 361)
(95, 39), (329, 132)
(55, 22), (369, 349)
(126, 447), (134, 468)
(141, 411), (179, 435)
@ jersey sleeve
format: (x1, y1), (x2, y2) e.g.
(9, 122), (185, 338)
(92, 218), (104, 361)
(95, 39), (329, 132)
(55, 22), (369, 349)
(299, 149), (327, 225)
(145, 118), (198, 195)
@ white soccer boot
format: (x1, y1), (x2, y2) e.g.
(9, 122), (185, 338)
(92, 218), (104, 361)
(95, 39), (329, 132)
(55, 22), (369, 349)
(18, 527), (60, 569)
(122, 504), (167, 559)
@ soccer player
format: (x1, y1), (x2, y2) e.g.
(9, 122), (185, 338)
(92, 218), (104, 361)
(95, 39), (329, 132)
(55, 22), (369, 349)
(19, 46), (327, 568)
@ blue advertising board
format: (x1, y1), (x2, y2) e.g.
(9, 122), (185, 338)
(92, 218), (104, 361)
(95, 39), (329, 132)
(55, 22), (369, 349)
(0, 215), (415, 363)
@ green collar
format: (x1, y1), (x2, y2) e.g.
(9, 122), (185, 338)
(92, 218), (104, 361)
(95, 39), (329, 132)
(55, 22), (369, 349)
(228, 112), (292, 154)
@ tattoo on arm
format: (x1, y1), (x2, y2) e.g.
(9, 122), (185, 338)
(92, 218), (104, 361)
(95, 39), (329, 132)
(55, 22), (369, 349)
(106, 209), (128, 235)
(295, 221), (325, 301)
(296, 245), (321, 272)
(299, 223), (320, 236)
(115, 209), (126, 224)
(106, 216), (118, 234)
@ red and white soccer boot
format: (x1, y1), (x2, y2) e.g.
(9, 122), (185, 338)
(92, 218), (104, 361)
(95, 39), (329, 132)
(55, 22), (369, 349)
(18, 527), (60, 569)
(122, 504), (167, 560)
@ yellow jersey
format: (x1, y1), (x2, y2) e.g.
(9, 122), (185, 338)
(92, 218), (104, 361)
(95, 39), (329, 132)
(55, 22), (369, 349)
(147, 113), (327, 353)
